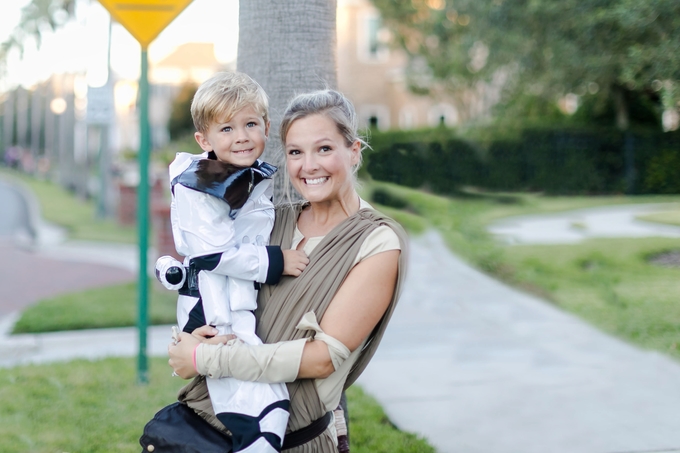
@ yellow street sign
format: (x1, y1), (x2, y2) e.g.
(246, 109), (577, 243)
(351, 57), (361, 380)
(98, 0), (194, 49)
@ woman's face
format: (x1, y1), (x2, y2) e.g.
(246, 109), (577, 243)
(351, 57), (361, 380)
(285, 114), (360, 204)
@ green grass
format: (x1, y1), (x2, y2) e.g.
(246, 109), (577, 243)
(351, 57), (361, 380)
(0, 358), (433, 453)
(364, 181), (680, 358)
(347, 386), (434, 452)
(503, 238), (680, 356)
(0, 167), (138, 243)
(12, 280), (178, 334)
(637, 206), (680, 227)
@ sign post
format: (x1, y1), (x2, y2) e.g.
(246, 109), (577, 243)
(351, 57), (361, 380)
(97, 0), (193, 384)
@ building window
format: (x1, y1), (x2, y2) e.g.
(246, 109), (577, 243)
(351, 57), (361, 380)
(360, 104), (390, 131)
(399, 108), (415, 130)
(359, 13), (389, 62)
(427, 103), (459, 128)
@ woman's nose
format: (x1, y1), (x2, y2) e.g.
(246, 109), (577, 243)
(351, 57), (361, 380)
(302, 153), (319, 172)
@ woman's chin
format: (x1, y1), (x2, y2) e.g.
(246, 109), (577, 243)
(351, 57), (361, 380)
(294, 182), (329, 201)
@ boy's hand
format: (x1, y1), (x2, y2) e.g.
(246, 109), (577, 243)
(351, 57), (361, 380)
(282, 249), (309, 277)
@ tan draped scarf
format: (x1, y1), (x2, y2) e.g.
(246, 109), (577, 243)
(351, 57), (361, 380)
(179, 202), (409, 452)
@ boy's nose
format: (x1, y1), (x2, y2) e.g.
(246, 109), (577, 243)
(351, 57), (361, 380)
(235, 127), (249, 142)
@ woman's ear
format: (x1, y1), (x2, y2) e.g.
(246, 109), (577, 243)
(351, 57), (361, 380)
(350, 140), (362, 165)
(194, 131), (213, 152)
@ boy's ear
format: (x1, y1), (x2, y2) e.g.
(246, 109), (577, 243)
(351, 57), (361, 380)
(194, 131), (213, 152)
(264, 120), (271, 139)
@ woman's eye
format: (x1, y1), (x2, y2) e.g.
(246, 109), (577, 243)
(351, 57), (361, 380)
(287, 149), (300, 156)
(320, 146), (331, 152)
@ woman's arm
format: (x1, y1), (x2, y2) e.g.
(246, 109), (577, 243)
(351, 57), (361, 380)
(168, 249), (400, 381)
(297, 249), (400, 378)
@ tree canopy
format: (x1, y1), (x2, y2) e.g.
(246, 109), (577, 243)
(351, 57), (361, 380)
(0, 0), (76, 80)
(370, 0), (680, 130)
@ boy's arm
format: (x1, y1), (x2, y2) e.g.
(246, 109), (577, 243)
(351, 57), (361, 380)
(191, 246), (309, 284)
(191, 244), (283, 285)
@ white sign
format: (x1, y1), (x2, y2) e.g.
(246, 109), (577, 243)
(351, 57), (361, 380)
(86, 84), (115, 125)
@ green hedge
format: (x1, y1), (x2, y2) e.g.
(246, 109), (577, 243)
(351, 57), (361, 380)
(364, 126), (680, 195)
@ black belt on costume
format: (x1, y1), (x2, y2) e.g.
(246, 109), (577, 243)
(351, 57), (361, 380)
(177, 257), (262, 298)
(178, 259), (200, 298)
(282, 411), (333, 450)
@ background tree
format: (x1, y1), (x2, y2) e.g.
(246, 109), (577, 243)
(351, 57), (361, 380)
(237, 0), (338, 201)
(168, 82), (198, 141)
(370, 0), (680, 131)
(0, 0), (76, 78)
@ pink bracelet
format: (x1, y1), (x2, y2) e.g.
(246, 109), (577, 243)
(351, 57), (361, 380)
(192, 343), (200, 373)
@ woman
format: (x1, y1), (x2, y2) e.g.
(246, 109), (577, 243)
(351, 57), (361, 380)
(169, 89), (409, 452)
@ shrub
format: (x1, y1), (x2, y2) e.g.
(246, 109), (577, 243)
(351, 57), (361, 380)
(364, 125), (680, 196)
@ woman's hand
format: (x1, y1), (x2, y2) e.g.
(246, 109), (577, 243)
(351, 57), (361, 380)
(168, 326), (235, 379)
(168, 332), (200, 379)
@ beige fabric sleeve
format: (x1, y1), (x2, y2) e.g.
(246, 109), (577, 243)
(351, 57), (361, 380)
(295, 312), (351, 371)
(355, 225), (401, 264)
(194, 312), (351, 383)
(195, 337), (308, 383)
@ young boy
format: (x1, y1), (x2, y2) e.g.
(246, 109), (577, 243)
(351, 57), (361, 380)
(155, 72), (308, 453)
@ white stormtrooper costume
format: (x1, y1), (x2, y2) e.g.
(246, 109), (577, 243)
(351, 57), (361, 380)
(156, 151), (289, 453)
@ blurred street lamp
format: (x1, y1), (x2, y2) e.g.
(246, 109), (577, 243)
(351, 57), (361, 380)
(50, 98), (67, 115)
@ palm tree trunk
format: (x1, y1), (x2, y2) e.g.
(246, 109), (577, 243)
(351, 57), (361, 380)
(30, 83), (44, 175)
(2, 91), (14, 162)
(237, 0), (338, 201)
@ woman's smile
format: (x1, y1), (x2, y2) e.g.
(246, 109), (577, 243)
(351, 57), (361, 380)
(303, 177), (329, 185)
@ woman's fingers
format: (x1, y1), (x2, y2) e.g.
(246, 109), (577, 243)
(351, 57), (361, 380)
(191, 325), (219, 340)
(168, 332), (200, 379)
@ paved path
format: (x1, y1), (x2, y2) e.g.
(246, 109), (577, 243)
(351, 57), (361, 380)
(0, 241), (135, 318)
(488, 203), (680, 244)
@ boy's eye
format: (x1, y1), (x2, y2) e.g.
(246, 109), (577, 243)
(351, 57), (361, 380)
(246, 121), (257, 127)
(221, 126), (232, 132)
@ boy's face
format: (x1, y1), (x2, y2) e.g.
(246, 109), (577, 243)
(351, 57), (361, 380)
(194, 105), (269, 167)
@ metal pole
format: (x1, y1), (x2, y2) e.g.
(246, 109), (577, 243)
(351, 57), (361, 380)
(137, 49), (150, 385)
(97, 17), (113, 219)
(96, 125), (108, 218)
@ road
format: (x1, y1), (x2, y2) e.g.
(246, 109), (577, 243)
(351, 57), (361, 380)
(0, 176), (134, 318)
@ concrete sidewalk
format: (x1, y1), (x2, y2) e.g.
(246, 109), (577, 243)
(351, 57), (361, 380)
(2, 230), (680, 452)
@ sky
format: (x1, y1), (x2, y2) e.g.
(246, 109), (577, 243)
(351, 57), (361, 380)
(0, 0), (240, 90)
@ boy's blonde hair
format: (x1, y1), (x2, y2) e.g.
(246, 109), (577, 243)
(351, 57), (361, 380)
(191, 72), (269, 134)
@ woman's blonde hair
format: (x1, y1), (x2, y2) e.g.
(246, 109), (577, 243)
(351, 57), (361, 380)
(191, 72), (269, 134)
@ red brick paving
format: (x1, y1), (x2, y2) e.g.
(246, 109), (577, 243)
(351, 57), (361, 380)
(0, 243), (135, 317)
